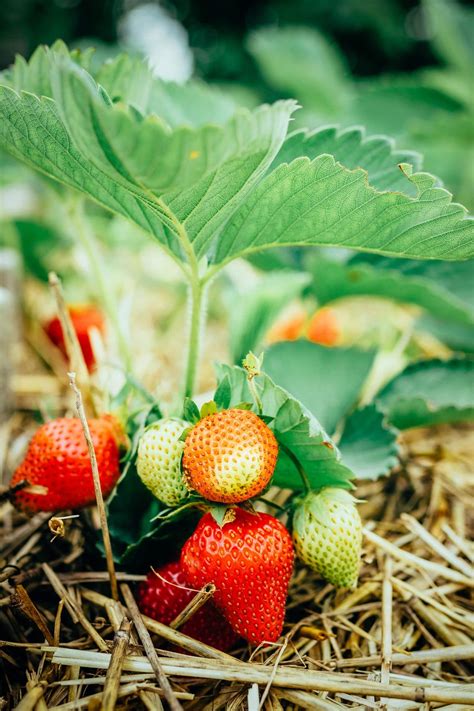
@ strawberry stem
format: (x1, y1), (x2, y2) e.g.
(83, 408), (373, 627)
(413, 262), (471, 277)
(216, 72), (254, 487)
(279, 442), (312, 493)
(183, 273), (207, 399)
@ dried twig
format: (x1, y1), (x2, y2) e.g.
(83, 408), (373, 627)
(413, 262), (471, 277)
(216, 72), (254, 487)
(48, 272), (91, 401)
(401, 513), (474, 578)
(169, 582), (216, 630)
(46, 647), (474, 704)
(81, 587), (236, 662)
(10, 584), (54, 645)
(329, 643), (474, 669)
(121, 583), (184, 711)
(14, 680), (47, 711)
(68, 372), (118, 601)
(102, 616), (131, 711)
(364, 528), (474, 587)
(42, 563), (107, 651)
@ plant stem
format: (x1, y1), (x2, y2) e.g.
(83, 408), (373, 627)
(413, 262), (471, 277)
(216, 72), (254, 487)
(68, 196), (133, 373)
(280, 443), (312, 493)
(183, 272), (207, 399)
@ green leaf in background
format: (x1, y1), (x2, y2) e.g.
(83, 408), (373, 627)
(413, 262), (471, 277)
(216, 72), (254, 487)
(215, 363), (354, 492)
(418, 314), (474, 354)
(423, 0), (474, 76)
(263, 340), (375, 435)
(13, 219), (71, 282)
(213, 158), (474, 265)
(377, 358), (474, 429)
(352, 78), (463, 143)
(308, 253), (474, 326)
(338, 404), (399, 480)
(228, 271), (310, 364)
(247, 26), (352, 118)
(272, 126), (422, 194)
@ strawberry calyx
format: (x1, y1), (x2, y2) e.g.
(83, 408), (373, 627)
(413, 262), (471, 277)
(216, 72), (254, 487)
(208, 504), (236, 527)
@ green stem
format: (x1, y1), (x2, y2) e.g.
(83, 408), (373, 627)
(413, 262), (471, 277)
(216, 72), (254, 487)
(184, 271), (207, 399)
(280, 442), (312, 494)
(248, 377), (263, 415)
(68, 196), (133, 372)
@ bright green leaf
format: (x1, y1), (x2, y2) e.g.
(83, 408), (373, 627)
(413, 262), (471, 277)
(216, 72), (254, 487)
(214, 157), (474, 265)
(272, 126), (422, 194)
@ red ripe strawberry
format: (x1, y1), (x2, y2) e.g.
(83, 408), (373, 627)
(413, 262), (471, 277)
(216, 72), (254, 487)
(137, 561), (239, 652)
(45, 305), (105, 371)
(180, 509), (294, 645)
(182, 409), (278, 504)
(10, 415), (123, 512)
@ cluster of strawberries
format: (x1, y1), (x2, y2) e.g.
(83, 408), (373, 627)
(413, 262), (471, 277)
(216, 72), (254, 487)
(10, 308), (362, 650)
(136, 409), (362, 648)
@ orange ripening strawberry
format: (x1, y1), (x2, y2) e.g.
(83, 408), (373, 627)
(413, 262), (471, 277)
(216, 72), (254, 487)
(181, 509), (294, 645)
(45, 305), (105, 371)
(266, 310), (306, 343)
(137, 561), (239, 652)
(10, 415), (124, 512)
(182, 409), (278, 504)
(306, 307), (341, 346)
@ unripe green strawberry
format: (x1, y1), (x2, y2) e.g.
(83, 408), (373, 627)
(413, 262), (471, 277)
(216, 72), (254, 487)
(136, 418), (190, 506)
(293, 488), (362, 589)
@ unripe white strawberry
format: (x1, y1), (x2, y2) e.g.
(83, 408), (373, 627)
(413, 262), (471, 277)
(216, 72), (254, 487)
(293, 488), (362, 589)
(136, 418), (190, 506)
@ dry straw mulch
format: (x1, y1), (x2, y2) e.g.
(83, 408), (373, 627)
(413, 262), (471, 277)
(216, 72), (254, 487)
(1, 420), (473, 710)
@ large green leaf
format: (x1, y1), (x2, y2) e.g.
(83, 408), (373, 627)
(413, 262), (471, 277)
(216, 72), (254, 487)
(214, 159), (474, 265)
(377, 358), (474, 429)
(263, 340), (375, 435)
(338, 404), (399, 480)
(272, 127), (422, 194)
(228, 271), (310, 364)
(0, 43), (235, 130)
(308, 253), (474, 326)
(0, 41), (93, 96)
(1, 45), (473, 269)
(214, 363), (354, 491)
(0, 53), (294, 263)
(96, 53), (236, 127)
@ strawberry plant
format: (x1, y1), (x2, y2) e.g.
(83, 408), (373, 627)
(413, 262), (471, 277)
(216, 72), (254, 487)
(1, 39), (473, 655)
